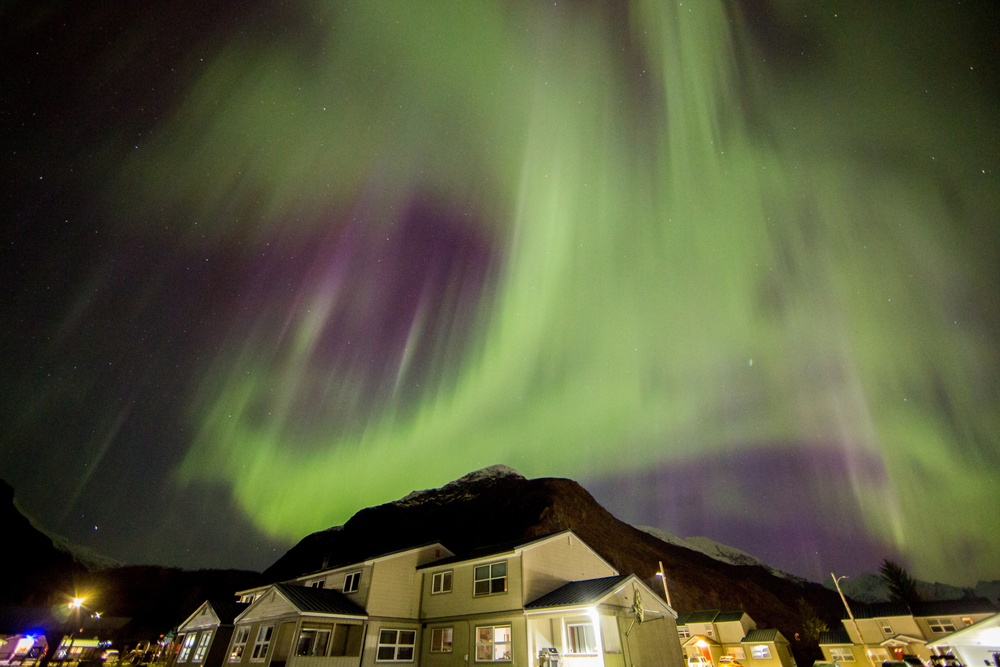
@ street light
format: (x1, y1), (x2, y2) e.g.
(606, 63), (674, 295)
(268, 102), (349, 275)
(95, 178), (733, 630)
(656, 560), (673, 608)
(831, 574), (877, 667)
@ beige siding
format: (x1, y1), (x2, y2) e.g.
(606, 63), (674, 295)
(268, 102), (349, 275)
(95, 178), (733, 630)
(358, 620), (422, 667)
(418, 615), (527, 667)
(422, 559), (524, 619)
(180, 604), (222, 632)
(367, 553), (423, 618)
(520, 534), (617, 604)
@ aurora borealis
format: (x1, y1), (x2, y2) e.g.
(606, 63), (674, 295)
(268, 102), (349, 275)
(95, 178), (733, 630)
(2, 1), (998, 585)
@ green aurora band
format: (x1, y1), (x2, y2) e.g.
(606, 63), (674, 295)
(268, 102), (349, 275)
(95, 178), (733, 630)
(114, 2), (999, 582)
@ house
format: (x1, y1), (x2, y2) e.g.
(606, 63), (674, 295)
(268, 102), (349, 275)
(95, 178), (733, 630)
(675, 611), (794, 667)
(818, 598), (998, 666)
(173, 599), (250, 667)
(923, 611), (1000, 667)
(176, 531), (681, 667)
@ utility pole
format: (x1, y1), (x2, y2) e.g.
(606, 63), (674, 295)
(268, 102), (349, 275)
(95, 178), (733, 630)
(831, 574), (877, 667)
(656, 561), (672, 607)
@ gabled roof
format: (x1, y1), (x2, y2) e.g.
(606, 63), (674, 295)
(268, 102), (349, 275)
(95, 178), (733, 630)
(819, 629), (852, 645)
(685, 610), (722, 624)
(209, 599), (250, 625)
(715, 610), (748, 623)
(295, 541), (454, 579)
(850, 602), (912, 619)
(911, 598), (997, 617)
(743, 628), (780, 643)
(525, 576), (631, 609)
(273, 583), (367, 617)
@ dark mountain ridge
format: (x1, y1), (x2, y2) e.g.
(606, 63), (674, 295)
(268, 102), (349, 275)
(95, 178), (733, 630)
(264, 465), (846, 663)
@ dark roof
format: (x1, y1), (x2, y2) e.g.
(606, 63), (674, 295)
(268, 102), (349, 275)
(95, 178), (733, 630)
(851, 602), (912, 620)
(714, 611), (747, 623)
(418, 531), (576, 569)
(274, 584), (367, 617)
(208, 599), (250, 624)
(686, 610), (722, 623)
(911, 598), (998, 617)
(819, 629), (852, 645)
(525, 576), (632, 609)
(743, 628), (778, 643)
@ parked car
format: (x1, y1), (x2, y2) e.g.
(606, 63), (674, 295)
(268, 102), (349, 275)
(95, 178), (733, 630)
(688, 657), (713, 667)
(813, 663), (842, 667)
(719, 657), (742, 667)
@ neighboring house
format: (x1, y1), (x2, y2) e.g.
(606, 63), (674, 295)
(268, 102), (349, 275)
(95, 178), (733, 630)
(176, 531), (680, 667)
(675, 610), (793, 667)
(818, 598), (998, 666)
(172, 599), (250, 667)
(924, 611), (1000, 667)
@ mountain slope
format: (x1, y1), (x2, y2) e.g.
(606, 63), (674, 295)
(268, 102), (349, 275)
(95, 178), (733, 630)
(264, 466), (845, 663)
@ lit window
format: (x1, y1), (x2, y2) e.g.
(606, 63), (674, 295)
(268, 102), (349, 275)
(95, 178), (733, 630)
(230, 627), (250, 661)
(431, 628), (453, 653)
(178, 635), (196, 663)
(251, 626), (273, 661)
(474, 562), (507, 597)
(927, 619), (956, 634)
(297, 630), (331, 657)
(728, 649), (747, 660)
(432, 571), (453, 594)
(476, 625), (512, 662)
(961, 617), (973, 627)
(830, 649), (855, 662)
(193, 633), (213, 663)
(376, 629), (416, 662)
(751, 646), (771, 660)
(566, 624), (597, 655)
(344, 572), (361, 593)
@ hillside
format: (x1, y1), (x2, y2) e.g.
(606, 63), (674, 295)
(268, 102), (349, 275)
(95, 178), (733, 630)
(263, 466), (846, 663)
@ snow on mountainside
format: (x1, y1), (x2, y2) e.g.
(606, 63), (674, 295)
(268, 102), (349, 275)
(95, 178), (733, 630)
(395, 465), (525, 506)
(638, 525), (806, 581)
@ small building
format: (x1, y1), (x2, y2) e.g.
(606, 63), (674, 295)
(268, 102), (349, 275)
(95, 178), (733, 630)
(676, 610), (794, 667)
(172, 599), (249, 667)
(924, 611), (1000, 667)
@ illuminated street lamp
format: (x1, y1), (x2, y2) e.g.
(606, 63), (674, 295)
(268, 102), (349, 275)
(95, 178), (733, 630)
(831, 574), (877, 667)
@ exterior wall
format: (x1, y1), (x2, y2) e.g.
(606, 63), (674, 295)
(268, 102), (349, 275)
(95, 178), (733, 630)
(623, 615), (682, 667)
(421, 558), (525, 619)
(819, 643), (866, 665)
(417, 614), (526, 667)
(716, 619), (753, 645)
(915, 613), (992, 643)
(367, 553), (423, 619)
(739, 641), (793, 667)
(520, 535), (617, 604)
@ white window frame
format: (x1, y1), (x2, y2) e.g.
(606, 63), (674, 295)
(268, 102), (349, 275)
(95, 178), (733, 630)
(473, 562), (507, 597)
(343, 571), (361, 593)
(251, 626), (273, 661)
(230, 627), (250, 662)
(193, 632), (213, 663)
(878, 619), (893, 635)
(376, 629), (416, 662)
(928, 618), (957, 634)
(830, 648), (855, 663)
(751, 645), (772, 660)
(178, 634), (196, 663)
(678, 627), (690, 639)
(432, 571), (453, 594)
(566, 623), (597, 655)
(296, 629), (331, 657)
(728, 648), (747, 660)
(430, 628), (453, 653)
(475, 625), (512, 662)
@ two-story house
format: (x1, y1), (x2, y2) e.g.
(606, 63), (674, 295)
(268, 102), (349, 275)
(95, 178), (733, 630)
(675, 611), (793, 667)
(818, 598), (998, 666)
(171, 531), (681, 667)
(174, 599), (251, 667)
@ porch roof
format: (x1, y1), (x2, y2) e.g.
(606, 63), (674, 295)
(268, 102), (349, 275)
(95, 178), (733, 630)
(525, 575), (631, 609)
(274, 583), (367, 617)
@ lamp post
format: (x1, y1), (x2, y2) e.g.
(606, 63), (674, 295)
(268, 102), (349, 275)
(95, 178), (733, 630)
(831, 574), (877, 667)
(67, 597), (85, 665)
(656, 561), (672, 608)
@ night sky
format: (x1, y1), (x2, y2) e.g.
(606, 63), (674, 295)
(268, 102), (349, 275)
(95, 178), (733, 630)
(2, 1), (998, 586)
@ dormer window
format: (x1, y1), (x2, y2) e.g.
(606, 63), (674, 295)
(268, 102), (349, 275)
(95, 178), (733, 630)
(474, 561), (507, 596)
(344, 571), (361, 593)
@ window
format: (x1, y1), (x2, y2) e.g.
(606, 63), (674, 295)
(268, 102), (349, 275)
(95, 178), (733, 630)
(474, 562), (507, 596)
(678, 627), (690, 639)
(230, 627), (250, 661)
(830, 649), (855, 663)
(751, 646), (772, 660)
(344, 572), (361, 593)
(309, 580), (325, 589)
(193, 633), (213, 663)
(178, 635), (195, 663)
(376, 629), (415, 662)
(251, 626), (273, 661)
(878, 619), (893, 635)
(927, 618), (957, 633)
(728, 649), (747, 661)
(432, 571), (453, 594)
(297, 629), (331, 657)
(566, 624), (597, 654)
(430, 628), (453, 653)
(962, 617), (973, 627)
(476, 625), (512, 662)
